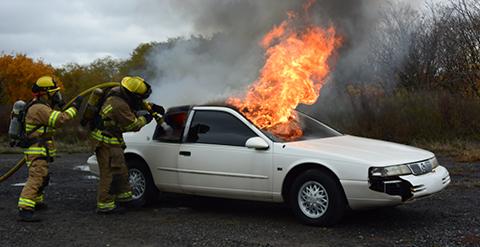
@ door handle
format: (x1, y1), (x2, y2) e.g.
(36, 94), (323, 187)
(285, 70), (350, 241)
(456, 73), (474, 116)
(179, 151), (191, 156)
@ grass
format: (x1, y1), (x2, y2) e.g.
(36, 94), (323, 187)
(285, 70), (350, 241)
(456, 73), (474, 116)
(1, 135), (479, 163)
(413, 139), (480, 163)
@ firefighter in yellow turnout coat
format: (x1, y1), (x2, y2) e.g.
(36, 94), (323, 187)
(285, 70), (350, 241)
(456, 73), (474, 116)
(90, 76), (154, 214)
(18, 76), (82, 222)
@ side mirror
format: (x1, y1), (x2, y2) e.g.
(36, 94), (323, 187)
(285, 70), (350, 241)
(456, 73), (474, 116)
(245, 137), (269, 150)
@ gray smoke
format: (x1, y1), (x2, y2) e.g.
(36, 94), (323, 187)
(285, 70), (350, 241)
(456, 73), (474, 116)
(143, 0), (424, 109)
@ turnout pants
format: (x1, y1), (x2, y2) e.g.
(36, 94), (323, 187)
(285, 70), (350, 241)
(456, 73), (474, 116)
(95, 143), (132, 211)
(18, 155), (49, 210)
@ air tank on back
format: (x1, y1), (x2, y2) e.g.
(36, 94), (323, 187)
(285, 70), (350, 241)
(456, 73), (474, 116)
(8, 100), (27, 145)
(80, 88), (104, 127)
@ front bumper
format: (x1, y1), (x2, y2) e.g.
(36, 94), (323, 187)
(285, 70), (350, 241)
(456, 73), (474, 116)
(369, 166), (450, 201)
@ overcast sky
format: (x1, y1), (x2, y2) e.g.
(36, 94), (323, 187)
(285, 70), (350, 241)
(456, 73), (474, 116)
(0, 0), (434, 67)
(0, 0), (198, 66)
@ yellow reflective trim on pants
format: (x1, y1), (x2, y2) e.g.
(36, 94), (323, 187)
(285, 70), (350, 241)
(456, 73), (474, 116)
(116, 191), (133, 201)
(48, 111), (61, 127)
(34, 194), (44, 203)
(97, 201), (115, 209)
(18, 197), (36, 208)
(90, 130), (123, 145)
(65, 107), (77, 118)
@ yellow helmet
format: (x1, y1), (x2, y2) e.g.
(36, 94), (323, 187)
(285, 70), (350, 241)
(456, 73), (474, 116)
(32, 76), (60, 93)
(121, 76), (151, 98)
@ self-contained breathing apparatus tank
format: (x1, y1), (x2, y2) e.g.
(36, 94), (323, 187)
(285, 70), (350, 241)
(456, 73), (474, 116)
(80, 87), (163, 129)
(8, 100), (27, 147)
(80, 88), (104, 128)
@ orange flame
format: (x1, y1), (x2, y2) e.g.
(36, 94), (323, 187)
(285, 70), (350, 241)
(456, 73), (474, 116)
(227, 1), (342, 141)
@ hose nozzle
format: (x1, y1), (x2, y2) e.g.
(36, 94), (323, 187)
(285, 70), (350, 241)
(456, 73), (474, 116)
(143, 101), (164, 124)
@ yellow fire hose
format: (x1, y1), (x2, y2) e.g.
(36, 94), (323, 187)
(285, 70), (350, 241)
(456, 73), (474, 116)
(0, 82), (120, 183)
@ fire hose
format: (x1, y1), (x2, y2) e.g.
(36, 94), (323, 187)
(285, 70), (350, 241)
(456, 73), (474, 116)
(0, 82), (162, 183)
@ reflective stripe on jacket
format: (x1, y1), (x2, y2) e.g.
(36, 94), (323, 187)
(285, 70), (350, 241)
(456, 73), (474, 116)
(91, 90), (147, 146)
(24, 140), (57, 156)
(25, 123), (55, 135)
(24, 102), (77, 157)
(90, 129), (124, 145)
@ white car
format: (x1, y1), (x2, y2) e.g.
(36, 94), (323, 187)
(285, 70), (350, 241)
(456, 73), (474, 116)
(88, 105), (450, 226)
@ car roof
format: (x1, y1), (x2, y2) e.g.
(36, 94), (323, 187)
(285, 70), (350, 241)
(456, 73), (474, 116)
(166, 103), (236, 114)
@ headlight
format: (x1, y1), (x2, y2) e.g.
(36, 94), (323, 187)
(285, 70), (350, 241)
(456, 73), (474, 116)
(431, 157), (439, 169)
(369, 164), (412, 177)
(370, 157), (439, 178)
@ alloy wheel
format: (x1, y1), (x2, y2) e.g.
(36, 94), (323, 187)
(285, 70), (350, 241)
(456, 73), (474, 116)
(297, 181), (329, 218)
(128, 168), (146, 200)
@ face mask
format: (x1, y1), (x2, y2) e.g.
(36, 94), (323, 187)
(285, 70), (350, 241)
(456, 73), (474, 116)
(133, 86), (152, 100)
(143, 87), (152, 99)
(139, 82), (152, 99)
(51, 91), (65, 109)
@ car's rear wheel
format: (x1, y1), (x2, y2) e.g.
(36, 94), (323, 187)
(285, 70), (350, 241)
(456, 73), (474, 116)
(126, 157), (157, 206)
(289, 169), (346, 226)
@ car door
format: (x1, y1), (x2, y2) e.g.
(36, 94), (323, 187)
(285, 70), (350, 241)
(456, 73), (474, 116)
(140, 108), (190, 193)
(178, 109), (273, 200)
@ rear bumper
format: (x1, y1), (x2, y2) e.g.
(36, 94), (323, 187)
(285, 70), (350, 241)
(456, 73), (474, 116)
(343, 166), (450, 210)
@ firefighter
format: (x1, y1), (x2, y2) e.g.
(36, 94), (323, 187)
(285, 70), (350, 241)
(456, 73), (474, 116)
(90, 76), (159, 214)
(18, 76), (83, 222)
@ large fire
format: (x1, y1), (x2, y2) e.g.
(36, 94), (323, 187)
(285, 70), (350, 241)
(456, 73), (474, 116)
(227, 1), (342, 141)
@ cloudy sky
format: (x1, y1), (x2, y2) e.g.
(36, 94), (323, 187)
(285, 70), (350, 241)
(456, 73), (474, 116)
(0, 0), (199, 66)
(0, 0), (432, 67)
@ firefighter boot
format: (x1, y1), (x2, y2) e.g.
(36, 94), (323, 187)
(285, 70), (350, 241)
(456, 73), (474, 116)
(35, 202), (48, 211)
(17, 209), (41, 222)
(96, 206), (127, 215)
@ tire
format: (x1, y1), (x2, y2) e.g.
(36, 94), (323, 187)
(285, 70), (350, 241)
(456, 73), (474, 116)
(288, 169), (346, 226)
(126, 157), (158, 206)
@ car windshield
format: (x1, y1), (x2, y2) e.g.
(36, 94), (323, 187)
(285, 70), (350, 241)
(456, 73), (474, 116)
(260, 111), (342, 143)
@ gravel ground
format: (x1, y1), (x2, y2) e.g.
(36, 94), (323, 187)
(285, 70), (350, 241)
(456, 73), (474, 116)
(0, 153), (479, 247)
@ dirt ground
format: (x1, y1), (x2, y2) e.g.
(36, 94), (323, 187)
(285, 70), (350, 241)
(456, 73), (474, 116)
(0, 153), (479, 247)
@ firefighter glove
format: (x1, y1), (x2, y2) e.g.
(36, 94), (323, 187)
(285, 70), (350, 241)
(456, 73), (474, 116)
(71, 96), (84, 110)
(151, 103), (165, 116)
(136, 110), (153, 124)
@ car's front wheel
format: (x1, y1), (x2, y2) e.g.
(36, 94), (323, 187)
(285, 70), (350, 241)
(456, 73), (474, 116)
(289, 169), (346, 226)
(126, 157), (157, 206)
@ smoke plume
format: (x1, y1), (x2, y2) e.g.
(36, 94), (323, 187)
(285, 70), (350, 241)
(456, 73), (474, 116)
(144, 0), (423, 110)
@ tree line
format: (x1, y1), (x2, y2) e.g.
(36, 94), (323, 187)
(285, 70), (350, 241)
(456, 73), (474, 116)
(0, 0), (479, 144)
(0, 42), (157, 105)
(324, 0), (480, 143)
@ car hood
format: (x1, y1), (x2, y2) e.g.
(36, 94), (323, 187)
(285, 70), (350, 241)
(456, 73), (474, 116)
(282, 135), (434, 166)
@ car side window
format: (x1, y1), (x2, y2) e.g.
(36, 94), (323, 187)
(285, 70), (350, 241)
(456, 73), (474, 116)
(187, 110), (257, 146)
(153, 111), (188, 143)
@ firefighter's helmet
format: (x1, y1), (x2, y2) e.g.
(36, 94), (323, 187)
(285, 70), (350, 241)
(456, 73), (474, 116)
(32, 76), (60, 94)
(32, 76), (64, 108)
(121, 76), (152, 99)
